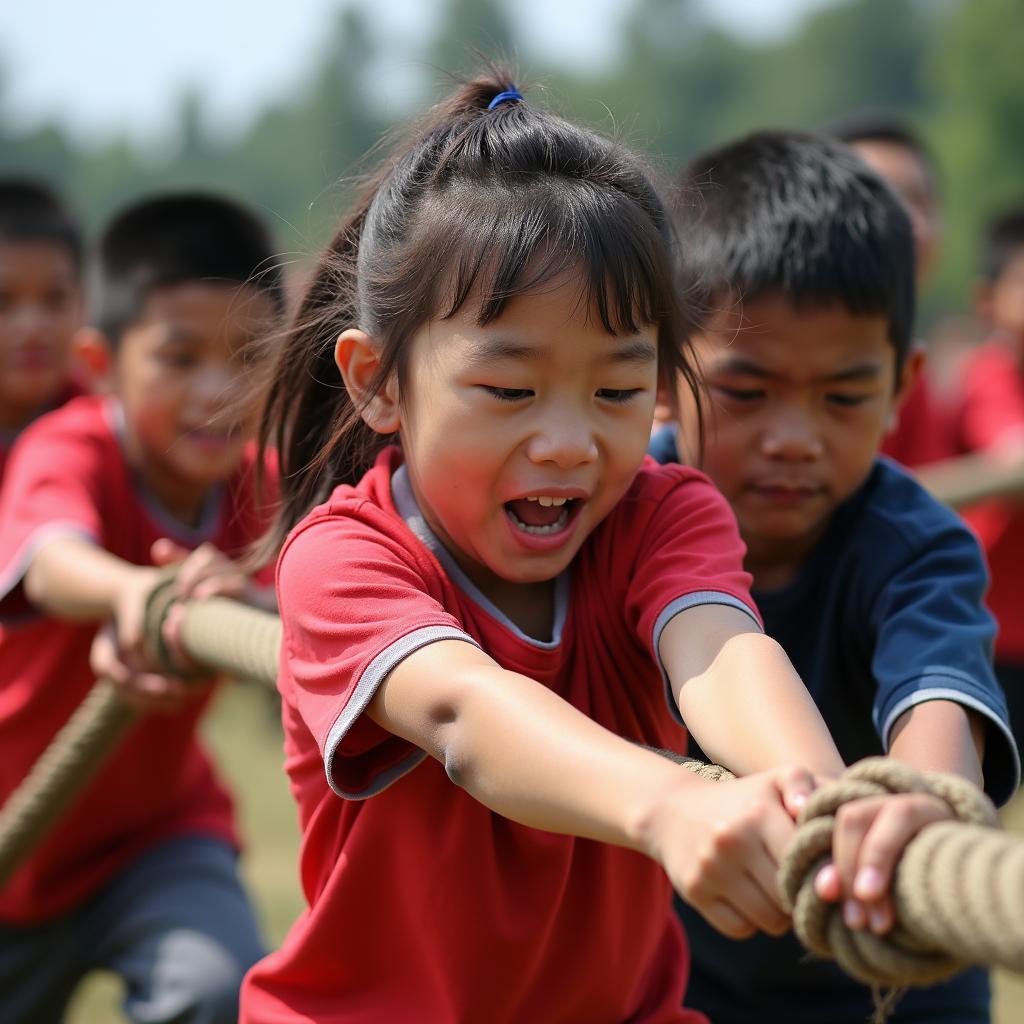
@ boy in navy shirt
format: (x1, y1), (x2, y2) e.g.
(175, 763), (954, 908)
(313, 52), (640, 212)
(652, 130), (1018, 1024)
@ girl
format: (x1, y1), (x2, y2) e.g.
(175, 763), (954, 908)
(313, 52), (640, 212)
(242, 72), (951, 1023)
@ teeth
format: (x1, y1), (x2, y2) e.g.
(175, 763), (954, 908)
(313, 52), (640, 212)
(508, 505), (571, 535)
(527, 496), (568, 507)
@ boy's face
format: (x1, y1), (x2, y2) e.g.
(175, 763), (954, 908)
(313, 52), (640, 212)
(849, 140), (939, 286)
(675, 294), (909, 585)
(979, 252), (1024, 347)
(0, 240), (82, 428)
(114, 281), (277, 521)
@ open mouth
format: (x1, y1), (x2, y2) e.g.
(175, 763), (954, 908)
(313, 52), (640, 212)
(504, 496), (581, 536)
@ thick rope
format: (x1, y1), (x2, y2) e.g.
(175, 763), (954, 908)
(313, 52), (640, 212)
(2, 583), (1024, 992)
(777, 758), (1005, 988)
(0, 681), (139, 886)
(0, 582), (280, 888)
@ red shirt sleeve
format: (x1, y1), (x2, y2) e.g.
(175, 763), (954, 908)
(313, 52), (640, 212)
(0, 409), (107, 612)
(277, 500), (477, 798)
(623, 467), (760, 664)
(961, 342), (1024, 451)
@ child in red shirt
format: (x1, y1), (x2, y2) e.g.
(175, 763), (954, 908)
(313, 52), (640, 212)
(958, 207), (1024, 758)
(0, 194), (284, 1023)
(241, 71), (961, 1024)
(0, 178), (86, 482)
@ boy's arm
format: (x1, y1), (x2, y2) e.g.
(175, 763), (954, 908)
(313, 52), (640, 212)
(24, 535), (154, 622)
(661, 604), (844, 779)
(888, 700), (985, 787)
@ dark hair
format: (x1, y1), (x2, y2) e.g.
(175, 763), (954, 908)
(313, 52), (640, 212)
(677, 129), (916, 370)
(257, 67), (703, 557)
(0, 178), (82, 270)
(94, 192), (284, 343)
(980, 206), (1024, 282)
(826, 110), (938, 199)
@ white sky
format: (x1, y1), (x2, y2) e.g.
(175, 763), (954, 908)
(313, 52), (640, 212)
(0, 0), (833, 146)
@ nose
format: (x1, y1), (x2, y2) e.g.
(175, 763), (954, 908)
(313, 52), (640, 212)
(760, 406), (823, 461)
(525, 408), (598, 469)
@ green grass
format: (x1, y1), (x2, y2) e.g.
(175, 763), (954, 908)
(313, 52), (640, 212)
(60, 686), (1024, 1020)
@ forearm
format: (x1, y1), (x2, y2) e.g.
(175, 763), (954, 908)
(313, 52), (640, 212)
(369, 640), (706, 852)
(676, 631), (843, 778)
(23, 536), (141, 620)
(888, 699), (985, 788)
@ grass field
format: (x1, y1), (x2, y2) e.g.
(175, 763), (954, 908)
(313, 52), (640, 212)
(65, 682), (1024, 1022)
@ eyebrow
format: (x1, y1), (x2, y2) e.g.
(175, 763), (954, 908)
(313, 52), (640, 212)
(464, 335), (657, 368)
(716, 356), (882, 383)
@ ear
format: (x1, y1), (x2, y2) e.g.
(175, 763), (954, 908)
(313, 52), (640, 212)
(888, 342), (925, 432)
(72, 327), (113, 393)
(334, 328), (401, 435)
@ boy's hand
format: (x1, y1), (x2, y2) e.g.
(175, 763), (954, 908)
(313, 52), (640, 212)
(813, 792), (952, 934)
(649, 765), (815, 939)
(151, 539), (250, 602)
(90, 621), (206, 712)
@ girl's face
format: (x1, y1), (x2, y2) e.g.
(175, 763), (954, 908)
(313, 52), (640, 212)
(398, 272), (659, 600)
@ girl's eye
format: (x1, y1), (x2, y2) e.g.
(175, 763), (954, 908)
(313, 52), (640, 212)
(596, 388), (642, 403)
(826, 393), (870, 407)
(483, 386), (533, 402)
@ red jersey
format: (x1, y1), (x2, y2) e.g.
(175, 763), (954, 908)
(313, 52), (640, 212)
(0, 395), (274, 923)
(880, 370), (955, 468)
(957, 339), (1024, 663)
(0, 380), (85, 486)
(241, 448), (757, 1024)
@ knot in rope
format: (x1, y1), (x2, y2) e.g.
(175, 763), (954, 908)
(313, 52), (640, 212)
(142, 571), (214, 679)
(778, 757), (998, 988)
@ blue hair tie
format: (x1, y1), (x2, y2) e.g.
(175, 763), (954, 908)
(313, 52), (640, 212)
(487, 87), (523, 111)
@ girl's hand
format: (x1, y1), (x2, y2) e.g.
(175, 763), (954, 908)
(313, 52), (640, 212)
(646, 765), (816, 939)
(813, 792), (953, 934)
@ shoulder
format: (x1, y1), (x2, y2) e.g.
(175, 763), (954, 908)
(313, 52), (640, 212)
(611, 458), (737, 537)
(13, 394), (113, 453)
(588, 459), (743, 578)
(2, 395), (119, 496)
(278, 451), (432, 595)
(851, 459), (978, 561)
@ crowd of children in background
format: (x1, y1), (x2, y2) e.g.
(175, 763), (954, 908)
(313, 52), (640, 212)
(0, 66), (1022, 1024)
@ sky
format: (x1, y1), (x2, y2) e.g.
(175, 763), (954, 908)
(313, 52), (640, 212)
(0, 0), (834, 146)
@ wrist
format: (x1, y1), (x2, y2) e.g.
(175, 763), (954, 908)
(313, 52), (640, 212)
(627, 763), (710, 859)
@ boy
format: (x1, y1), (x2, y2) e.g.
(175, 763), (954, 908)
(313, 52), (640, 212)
(652, 131), (1018, 1023)
(0, 178), (85, 481)
(0, 193), (284, 1023)
(956, 207), (1024, 762)
(829, 111), (954, 467)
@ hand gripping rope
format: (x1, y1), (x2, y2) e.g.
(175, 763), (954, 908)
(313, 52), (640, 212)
(1, 575), (1023, 1001)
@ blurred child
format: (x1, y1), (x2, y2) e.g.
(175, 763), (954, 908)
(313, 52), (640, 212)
(829, 111), (955, 467)
(651, 130), (1017, 1024)
(957, 207), (1024, 763)
(0, 193), (284, 1023)
(0, 178), (85, 481)
(240, 75), (960, 1024)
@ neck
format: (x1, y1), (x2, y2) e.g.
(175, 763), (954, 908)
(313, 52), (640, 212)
(743, 529), (823, 593)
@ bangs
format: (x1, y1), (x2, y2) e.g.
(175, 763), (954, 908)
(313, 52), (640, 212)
(397, 178), (675, 335)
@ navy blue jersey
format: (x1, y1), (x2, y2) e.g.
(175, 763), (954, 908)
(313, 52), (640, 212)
(650, 426), (1018, 1023)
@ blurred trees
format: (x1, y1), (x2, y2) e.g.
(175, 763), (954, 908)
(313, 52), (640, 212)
(0, 0), (1019, 316)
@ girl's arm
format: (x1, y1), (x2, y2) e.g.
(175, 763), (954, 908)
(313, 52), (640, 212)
(660, 604), (844, 778)
(888, 700), (984, 786)
(368, 636), (815, 939)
